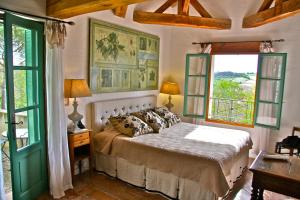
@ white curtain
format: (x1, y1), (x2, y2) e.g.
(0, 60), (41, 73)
(252, 42), (275, 154)
(193, 44), (211, 124)
(45, 21), (73, 199)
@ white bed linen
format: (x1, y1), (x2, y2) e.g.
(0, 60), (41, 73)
(127, 122), (252, 174)
(94, 122), (252, 199)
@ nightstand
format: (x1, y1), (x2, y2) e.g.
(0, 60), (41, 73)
(68, 130), (93, 178)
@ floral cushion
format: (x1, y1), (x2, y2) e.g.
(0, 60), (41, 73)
(109, 114), (153, 137)
(132, 110), (168, 133)
(153, 107), (181, 127)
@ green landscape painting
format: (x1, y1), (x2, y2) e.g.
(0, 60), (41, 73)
(89, 19), (160, 93)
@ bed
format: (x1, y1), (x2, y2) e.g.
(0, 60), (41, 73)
(91, 95), (252, 200)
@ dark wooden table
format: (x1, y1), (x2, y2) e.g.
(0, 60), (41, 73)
(249, 151), (300, 200)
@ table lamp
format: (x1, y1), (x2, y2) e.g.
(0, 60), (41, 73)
(64, 79), (91, 133)
(160, 81), (180, 111)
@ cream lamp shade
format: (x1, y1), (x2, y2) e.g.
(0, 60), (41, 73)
(64, 79), (92, 98)
(160, 81), (180, 95)
(64, 79), (91, 133)
(160, 81), (180, 111)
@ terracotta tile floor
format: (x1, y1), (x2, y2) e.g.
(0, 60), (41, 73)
(38, 168), (298, 200)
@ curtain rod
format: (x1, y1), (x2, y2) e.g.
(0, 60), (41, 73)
(192, 39), (284, 45)
(0, 7), (75, 25)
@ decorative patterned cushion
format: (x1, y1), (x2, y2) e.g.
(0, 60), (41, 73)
(132, 110), (168, 133)
(153, 107), (181, 127)
(109, 115), (153, 137)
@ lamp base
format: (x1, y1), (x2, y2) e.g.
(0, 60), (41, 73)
(68, 98), (83, 133)
(165, 95), (174, 111)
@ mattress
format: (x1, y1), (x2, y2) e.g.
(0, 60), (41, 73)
(94, 122), (252, 197)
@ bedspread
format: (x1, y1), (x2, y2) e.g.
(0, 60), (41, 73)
(94, 122), (252, 197)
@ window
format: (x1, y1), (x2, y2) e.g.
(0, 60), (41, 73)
(207, 54), (258, 127)
(184, 51), (287, 129)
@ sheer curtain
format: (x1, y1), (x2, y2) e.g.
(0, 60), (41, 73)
(252, 42), (275, 154)
(193, 44), (211, 124)
(45, 21), (73, 198)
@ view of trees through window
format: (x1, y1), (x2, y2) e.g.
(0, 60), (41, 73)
(208, 55), (258, 125)
(0, 22), (27, 110)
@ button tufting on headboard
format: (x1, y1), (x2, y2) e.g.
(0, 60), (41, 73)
(91, 95), (157, 133)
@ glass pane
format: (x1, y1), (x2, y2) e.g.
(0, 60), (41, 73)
(186, 96), (204, 116)
(261, 56), (283, 79)
(189, 56), (207, 75)
(15, 108), (40, 150)
(14, 70), (38, 109)
(256, 103), (278, 126)
(259, 80), (280, 103)
(12, 25), (36, 67)
(188, 77), (205, 96)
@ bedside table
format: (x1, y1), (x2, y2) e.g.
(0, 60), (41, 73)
(68, 130), (93, 178)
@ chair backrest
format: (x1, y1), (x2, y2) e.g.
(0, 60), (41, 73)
(292, 126), (300, 136)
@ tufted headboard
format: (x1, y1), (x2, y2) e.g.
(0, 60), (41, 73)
(91, 95), (157, 133)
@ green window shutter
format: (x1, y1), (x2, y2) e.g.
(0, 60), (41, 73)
(254, 53), (287, 129)
(183, 53), (210, 118)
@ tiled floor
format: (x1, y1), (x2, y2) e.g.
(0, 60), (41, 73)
(38, 169), (298, 200)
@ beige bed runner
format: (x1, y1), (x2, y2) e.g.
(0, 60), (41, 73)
(94, 122), (252, 197)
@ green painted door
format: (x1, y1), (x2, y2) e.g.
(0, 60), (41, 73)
(4, 13), (48, 200)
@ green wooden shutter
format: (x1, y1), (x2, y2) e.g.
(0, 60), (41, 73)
(183, 53), (210, 118)
(254, 53), (287, 129)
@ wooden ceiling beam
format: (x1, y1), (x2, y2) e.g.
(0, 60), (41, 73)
(155, 0), (177, 13)
(178, 0), (183, 15)
(258, 0), (274, 12)
(243, 0), (300, 28)
(112, 5), (128, 18)
(190, 0), (212, 18)
(46, 0), (148, 19)
(275, 0), (283, 15)
(182, 0), (190, 15)
(133, 10), (231, 29)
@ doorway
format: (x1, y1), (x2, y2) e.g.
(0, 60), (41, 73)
(0, 19), (13, 200)
(1, 13), (48, 200)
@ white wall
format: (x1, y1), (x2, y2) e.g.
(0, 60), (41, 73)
(0, 0), (45, 16)
(63, 6), (172, 128)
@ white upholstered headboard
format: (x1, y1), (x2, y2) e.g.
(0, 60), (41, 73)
(91, 95), (157, 132)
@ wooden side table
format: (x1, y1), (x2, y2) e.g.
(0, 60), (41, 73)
(68, 130), (93, 178)
(250, 151), (300, 200)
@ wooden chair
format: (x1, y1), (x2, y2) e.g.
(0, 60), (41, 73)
(275, 126), (300, 156)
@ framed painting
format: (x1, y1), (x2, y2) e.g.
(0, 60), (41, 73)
(89, 19), (160, 93)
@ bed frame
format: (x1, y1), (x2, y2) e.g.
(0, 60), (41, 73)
(91, 95), (249, 200)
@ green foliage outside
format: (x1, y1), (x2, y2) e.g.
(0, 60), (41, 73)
(211, 72), (256, 125)
(0, 23), (27, 110)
